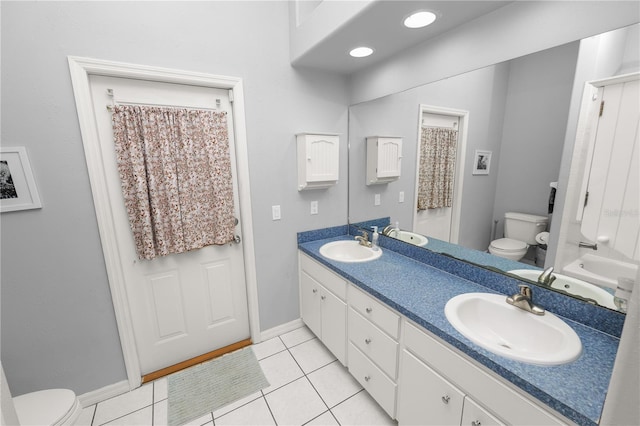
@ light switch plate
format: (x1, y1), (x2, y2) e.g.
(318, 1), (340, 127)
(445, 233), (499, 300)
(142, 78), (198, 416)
(272, 205), (281, 220)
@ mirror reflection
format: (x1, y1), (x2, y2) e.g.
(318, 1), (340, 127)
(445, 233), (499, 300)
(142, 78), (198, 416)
(348, 24), (640, 312)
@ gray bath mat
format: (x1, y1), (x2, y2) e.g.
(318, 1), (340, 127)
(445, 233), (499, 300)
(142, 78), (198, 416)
(167, 347), (269, 426)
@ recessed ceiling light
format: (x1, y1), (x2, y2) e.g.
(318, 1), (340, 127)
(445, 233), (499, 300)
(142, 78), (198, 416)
(403, 11), (437, 29)
(349, 47), (374, 58)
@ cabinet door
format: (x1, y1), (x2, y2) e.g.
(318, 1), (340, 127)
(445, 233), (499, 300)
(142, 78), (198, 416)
(300, 271), (321, 338)
(462, 396), (505, 426)
(305, 135), (339, 183)
(398, 350), (464, 426)
(377, 137), (402, 179)
(321, 288), (347, 365)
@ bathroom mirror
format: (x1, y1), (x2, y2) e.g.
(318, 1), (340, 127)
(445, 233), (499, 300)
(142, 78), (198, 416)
(348, 23), (640, 312)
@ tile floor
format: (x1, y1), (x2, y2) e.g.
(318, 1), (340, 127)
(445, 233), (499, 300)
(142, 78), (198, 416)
(77, 326), (397, 426)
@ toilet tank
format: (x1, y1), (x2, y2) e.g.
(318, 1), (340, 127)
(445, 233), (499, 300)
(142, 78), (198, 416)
(504, 212), (548, 245)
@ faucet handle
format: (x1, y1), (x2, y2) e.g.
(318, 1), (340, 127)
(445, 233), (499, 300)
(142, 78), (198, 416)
(518, 284), (532, 298)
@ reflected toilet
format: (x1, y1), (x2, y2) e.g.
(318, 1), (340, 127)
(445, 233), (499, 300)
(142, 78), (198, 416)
(489, 212), (548, 261)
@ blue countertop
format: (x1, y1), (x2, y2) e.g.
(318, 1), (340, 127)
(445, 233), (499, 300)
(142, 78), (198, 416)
(298, 234), (620, 426)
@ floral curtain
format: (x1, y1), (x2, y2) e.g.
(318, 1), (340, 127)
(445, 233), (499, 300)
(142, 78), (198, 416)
(417, 127), (458, 210)
(111, 105), (235, 260)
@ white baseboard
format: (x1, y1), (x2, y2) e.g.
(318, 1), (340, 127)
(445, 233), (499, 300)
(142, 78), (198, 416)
(78, 380), (130, 407)
(259, 318), (305, 342)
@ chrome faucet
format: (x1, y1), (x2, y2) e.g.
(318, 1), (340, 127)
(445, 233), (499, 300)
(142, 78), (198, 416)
(578, 241), (598, 250)
(355, 231), (372, 247)
(537, 267), (556, 286)
(506, 285), (545, 315)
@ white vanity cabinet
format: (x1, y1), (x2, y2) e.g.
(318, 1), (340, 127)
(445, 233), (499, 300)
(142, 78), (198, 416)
(398, 321), (566, 426)
(298, 253), (347, 365)
(398, 349), (503, 426)
(347, 284), (400, 418)
(296, 253), (571, 425)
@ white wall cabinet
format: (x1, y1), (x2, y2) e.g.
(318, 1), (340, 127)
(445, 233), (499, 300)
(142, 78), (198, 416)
(297, 133), (340, 191)
(366, 136), (402, 185)
(298, 253), (347, 365)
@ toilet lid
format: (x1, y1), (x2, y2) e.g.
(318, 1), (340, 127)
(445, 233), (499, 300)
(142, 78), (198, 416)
(491, 238), (527, 252)
(13, 389), (77, 426)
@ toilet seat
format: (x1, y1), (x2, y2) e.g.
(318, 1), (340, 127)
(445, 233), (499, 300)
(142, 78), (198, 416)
(490, 237), (528, 253)
(13, 389), (81, 426)
(489, 238), (528, 260)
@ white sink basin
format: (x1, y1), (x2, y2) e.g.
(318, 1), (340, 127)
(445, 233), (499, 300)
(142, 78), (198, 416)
(319, 240), (382, 263)
(445, 293), (582, 365)
(390, 230), (428, 247)
(508, 269), (616, 310)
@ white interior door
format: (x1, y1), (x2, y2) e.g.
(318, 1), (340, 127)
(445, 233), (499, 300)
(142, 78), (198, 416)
(414, 112), (461, 242)
(580, 78), (640, 260)
(88, 75), (250, 375)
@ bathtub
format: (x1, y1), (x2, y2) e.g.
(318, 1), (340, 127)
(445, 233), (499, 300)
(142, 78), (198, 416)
(563, 253), (638, 290)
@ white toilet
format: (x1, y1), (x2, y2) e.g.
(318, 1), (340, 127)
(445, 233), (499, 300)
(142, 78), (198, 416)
(13, 389), (82, 425)
(488, 212), (548, 261)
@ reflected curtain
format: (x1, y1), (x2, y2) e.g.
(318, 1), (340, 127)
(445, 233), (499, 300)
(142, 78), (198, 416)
(111, 105), (235, 260)
(417, 127), (458, 210)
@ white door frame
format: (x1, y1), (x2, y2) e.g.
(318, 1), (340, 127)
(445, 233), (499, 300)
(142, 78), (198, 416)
(68, 56), (261, 389)
(414, 105), (469, 244)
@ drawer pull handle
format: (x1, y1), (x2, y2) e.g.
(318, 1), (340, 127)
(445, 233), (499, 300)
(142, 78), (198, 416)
(321, 295), (326, 300)
(365, 307), (372, 313)
(364, 375), (371, 382)
(471, 421), (481, 426)
(312, 289), (318, 293)
(441, 395), (450, 404)
(365, 338), (372, 344)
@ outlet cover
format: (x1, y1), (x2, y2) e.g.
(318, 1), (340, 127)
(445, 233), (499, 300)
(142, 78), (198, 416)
(310, 201), (318, 215)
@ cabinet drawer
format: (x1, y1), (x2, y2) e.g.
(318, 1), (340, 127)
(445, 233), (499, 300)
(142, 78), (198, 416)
(403, 321), (565, 425)
(348, 307), (398, 378)
(348, 342), (397, 418)
(300, 253), (346, 300)
(348, 284), (400, 339)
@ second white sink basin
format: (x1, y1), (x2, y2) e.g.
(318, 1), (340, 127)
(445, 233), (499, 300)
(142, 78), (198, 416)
(390, 230), (429, 247)
(508, 269), (616, 310)
(319, 240), (382, 263)
(445, 293), (582, 365)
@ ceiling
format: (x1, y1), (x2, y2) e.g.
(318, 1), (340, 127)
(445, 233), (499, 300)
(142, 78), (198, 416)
(291, 1), (512, 75)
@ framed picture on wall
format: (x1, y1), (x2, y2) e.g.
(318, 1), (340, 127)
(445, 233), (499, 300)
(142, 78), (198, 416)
(0, 147), (42, 213)
(472, 150), (492, 175)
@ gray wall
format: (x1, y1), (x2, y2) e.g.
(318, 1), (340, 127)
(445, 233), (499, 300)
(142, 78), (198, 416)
(492, 43), (579, 239)
(1, 1), (348, 396)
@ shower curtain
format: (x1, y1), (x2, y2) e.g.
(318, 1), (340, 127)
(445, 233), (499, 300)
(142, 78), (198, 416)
(417, 127), (458, 210)
(111, 105), (235, 260)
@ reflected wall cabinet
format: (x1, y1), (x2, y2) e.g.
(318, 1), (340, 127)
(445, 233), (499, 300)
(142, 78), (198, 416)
(297, 133), (340, 191)
(366, 136), (403, 185)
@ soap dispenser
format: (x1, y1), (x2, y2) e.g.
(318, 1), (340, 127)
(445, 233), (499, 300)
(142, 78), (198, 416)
(371, 226), (380, 251)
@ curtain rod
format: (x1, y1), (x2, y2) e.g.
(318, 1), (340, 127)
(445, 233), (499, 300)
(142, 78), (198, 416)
(106, 100), (223, 112)
(105, 88), (222, 112)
